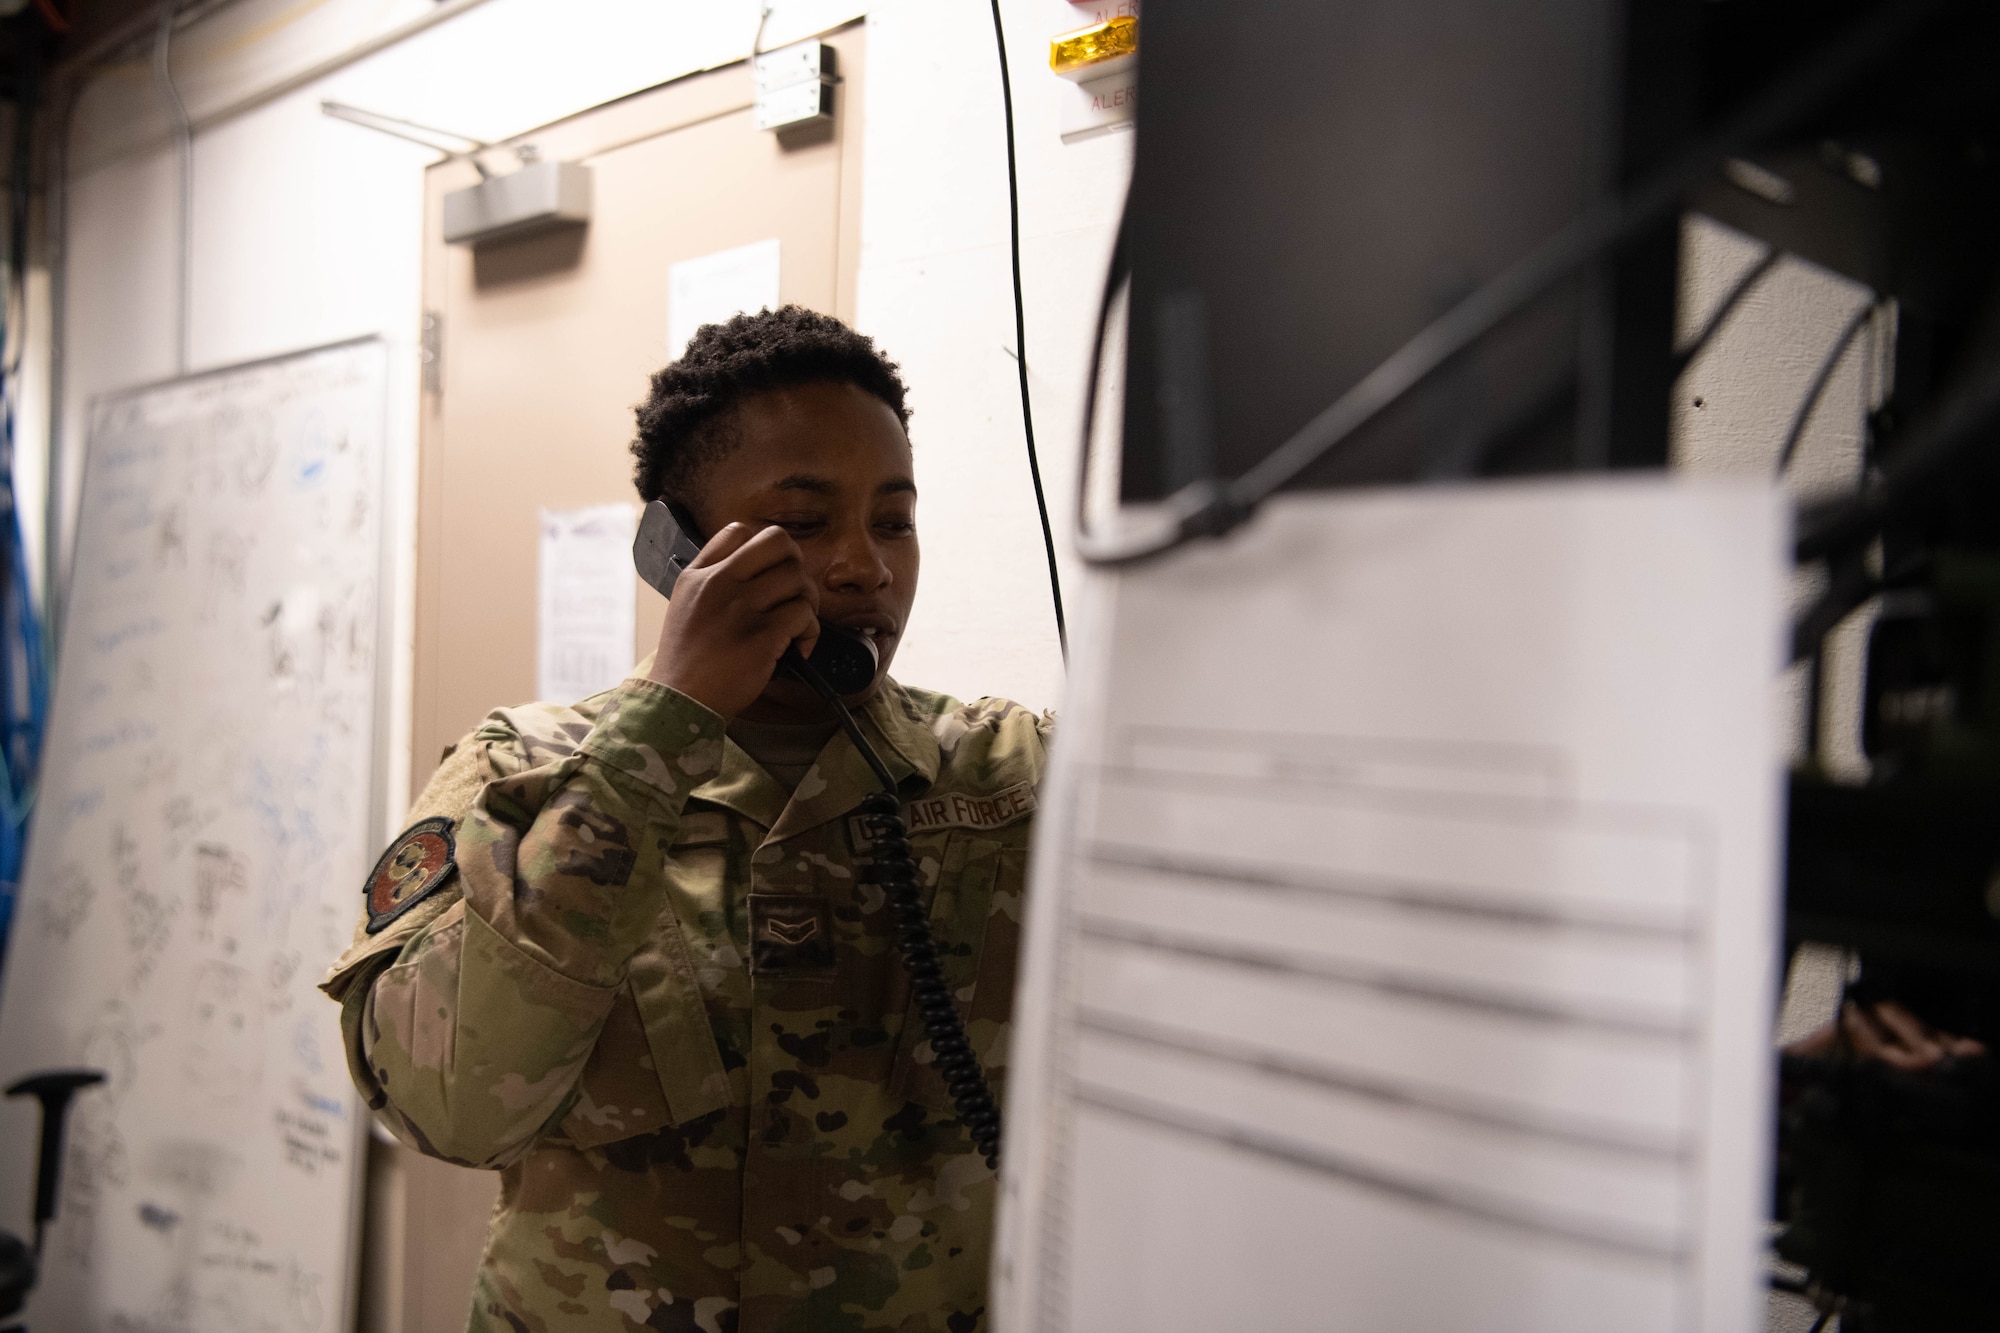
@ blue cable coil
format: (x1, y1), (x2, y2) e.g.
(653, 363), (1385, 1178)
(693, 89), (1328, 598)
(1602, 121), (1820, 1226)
(0, 351), (51, 965)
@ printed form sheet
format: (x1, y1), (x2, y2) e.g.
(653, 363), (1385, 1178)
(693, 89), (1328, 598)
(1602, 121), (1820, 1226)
(538, 502), (639, 703)
(997, 480), (1786, 1333)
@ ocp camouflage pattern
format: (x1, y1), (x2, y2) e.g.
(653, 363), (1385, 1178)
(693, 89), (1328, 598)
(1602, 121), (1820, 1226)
(322, 673), (1052, 1333)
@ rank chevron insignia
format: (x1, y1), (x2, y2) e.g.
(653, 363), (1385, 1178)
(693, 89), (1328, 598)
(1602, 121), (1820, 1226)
(764, 916), (820, 946)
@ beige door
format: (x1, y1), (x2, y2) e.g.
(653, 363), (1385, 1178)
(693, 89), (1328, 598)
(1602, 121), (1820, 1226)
(412, 22), (866, 791)
(372, 27), (865, 1332)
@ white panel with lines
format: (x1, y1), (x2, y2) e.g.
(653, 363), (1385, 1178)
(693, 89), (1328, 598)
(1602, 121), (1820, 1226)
(997, 479), (1786, 1333)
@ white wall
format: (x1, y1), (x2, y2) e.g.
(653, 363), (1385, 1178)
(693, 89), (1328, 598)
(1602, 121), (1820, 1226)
(854, 0), (1131, 713)
(44, 0), (1118, 826)
(58, 58), (430, 832)
(1673, 213), (1885, 775)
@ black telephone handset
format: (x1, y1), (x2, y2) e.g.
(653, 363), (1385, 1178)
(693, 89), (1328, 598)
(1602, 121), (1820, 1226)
(631, 500), (1002, 1167)
(635, 500), (882, 695)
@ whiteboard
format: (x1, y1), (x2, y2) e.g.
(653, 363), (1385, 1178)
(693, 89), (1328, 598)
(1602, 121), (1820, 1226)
(0, 339), (391, 1333)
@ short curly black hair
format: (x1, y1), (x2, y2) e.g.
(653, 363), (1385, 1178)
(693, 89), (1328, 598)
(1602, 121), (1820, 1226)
(631, 305), (911, 504)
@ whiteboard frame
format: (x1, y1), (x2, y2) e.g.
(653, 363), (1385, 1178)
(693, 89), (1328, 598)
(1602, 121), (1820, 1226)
(71, 333), (395, 1333)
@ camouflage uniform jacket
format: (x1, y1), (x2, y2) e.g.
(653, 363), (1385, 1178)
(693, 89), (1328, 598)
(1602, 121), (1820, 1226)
(320, 675), (1051, 1333)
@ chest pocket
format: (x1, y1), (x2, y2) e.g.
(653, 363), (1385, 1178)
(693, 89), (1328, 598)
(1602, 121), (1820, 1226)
(889, 831), (1024, 1112)
(557, 812), (735, 1149)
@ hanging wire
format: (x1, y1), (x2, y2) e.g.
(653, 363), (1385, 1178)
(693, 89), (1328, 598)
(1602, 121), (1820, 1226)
(987, 0), (1066, 656)
(1776, 300), (1876, 476)
(1673, 245), (1783, 379)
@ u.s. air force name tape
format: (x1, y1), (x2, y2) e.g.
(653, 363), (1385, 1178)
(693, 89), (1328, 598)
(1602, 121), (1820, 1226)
(364, 816), (457, 934)
(848, 782), (1037, 844)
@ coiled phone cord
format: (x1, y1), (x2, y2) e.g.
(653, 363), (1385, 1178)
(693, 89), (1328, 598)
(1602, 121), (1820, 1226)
(784, 650), (1004, 1169)
(857, 790), (1002, 1169)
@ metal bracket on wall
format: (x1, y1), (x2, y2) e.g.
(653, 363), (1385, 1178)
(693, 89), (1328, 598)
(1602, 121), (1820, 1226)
(421, 311), (442, 398)
(754, 40), (837, 132)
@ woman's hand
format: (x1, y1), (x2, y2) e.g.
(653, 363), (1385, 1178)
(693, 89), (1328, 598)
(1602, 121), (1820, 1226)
(645, 523), (820, 719)
(1784, 999), (1988, 1071)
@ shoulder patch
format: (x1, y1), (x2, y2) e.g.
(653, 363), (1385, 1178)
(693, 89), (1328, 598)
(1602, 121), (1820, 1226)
(364, 816), (457, 934)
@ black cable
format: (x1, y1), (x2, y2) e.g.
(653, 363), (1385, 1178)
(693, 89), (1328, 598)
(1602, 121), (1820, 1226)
(1796, 334), (2000, 561)
(1807, 1310), (1832, 1333)
(988, 0), (1066, 657)
(1673, 246), (1782, 381)
(786, 653), (1003, 1169)
(859, 789), (1002, 1167)
(1073, 198), (1131, 548)
(1790, 547), (1876, 665)
(1776, 301), (1874, 476)
(1072, 0), (1954, 567)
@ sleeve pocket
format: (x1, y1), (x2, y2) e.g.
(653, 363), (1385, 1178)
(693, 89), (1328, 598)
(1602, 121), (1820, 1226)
(559, 896), (733, 1147)
(556, 987), (678, 1149)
